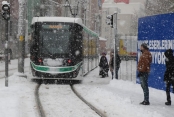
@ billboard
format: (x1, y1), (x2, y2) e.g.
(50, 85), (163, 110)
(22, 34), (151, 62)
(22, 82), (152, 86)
(137, 13), (174, 90)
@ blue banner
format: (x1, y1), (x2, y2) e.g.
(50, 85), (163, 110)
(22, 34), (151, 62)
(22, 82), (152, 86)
(137, 13), (174, 90)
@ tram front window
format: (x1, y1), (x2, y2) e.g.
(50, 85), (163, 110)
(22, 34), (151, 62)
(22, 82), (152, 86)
(40, 28), (70, 56)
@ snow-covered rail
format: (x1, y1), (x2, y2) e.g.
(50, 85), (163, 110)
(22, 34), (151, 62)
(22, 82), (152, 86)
(35, 83), (46, 117)
(71, 85), (107, 117)
(35, 81), (105, 117)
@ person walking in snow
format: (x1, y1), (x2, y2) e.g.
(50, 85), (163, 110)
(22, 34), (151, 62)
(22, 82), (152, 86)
(109, 51), (121, 80)
(164, 49), (174, 106)
(137, 43), (152, 105)
(99, 52), (109, 78)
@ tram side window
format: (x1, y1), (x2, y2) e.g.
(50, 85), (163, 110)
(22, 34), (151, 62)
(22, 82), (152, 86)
(83, 30), (89, 57)
(91, 37), (97, 56)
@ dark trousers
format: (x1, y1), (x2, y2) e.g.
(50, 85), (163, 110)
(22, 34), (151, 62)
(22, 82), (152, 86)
(166, 80), (174, 102)
(112, 67), (119, 79)
(139, 73), (149, 102)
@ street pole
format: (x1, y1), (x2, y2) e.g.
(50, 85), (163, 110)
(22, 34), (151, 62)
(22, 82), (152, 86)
(1, 1), (11, 87)
(5, 20), (8, 87)
(113, 9), (120, 79)
(18, 0), (26, 73)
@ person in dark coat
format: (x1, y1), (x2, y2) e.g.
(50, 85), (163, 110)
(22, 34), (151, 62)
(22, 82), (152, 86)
(109, 51), (121, 79)
(99, 53), (109, 78)
(164, 49), (174, 106)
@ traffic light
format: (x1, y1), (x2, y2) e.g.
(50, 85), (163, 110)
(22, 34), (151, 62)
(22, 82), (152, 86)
(1, 1), (10, 20)
(106, 15), (113, 28)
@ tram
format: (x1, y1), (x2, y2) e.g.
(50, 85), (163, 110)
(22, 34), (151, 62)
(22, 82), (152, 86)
(30, 17), (99, 80)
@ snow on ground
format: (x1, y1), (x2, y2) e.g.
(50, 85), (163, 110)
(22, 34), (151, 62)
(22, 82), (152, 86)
(0, 58), (173, 117)
(0, 58), (30, 78)
(39, 84), (100, 117)
(0, 58), (38, 117)
(0, 58), (30, 71)
(118, 60), (136, 82)
(0, 73), (38, 117)
(74, 67), (174, 117)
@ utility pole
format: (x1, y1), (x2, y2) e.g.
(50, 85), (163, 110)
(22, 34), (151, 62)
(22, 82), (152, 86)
(113, 9), (120, 79)
(106, 8), (120, 79)
(1, 1), (10, 87)
(18, 0), (26, 73)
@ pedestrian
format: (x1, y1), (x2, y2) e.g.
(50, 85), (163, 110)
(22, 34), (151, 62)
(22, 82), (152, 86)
(99, 52), (109, 78)
(164, 49), (174, 106)
(109, 51), (121, 80)
(137, 43), (152, 105)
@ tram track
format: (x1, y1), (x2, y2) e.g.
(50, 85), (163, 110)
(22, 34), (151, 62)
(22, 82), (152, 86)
(70, 84), (107, 117)
(35, 82), (46, 117)
(35, 81), (107, 117)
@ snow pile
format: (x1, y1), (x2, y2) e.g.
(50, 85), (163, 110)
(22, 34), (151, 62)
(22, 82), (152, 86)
(0, 73), (38, 117)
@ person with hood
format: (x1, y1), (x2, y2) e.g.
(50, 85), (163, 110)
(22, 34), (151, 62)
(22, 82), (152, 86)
(99, 53), (109, 78)
(109, 51), (121, 79)
(164, 49), (174, 106)
(137, 43), (152, 105)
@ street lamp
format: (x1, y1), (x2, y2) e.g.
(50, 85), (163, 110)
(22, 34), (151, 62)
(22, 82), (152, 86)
(65, 0), (79, 17)
(71, 5), (78, 17)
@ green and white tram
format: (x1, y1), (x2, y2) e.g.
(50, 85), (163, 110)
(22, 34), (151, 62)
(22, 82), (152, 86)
(30, 17), (99, 80)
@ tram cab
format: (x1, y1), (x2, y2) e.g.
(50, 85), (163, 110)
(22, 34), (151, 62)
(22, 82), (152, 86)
(30, 17), (99, 80)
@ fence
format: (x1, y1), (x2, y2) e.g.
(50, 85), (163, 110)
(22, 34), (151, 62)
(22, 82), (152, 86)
(112, 36), (137, 82)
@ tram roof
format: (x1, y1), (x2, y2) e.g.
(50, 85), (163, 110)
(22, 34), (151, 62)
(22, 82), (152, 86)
(31, 17), (98, 37)
(31, 17), (83, 25)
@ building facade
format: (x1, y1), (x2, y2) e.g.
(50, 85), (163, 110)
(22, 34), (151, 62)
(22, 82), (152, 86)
(101, 0), (145, 50)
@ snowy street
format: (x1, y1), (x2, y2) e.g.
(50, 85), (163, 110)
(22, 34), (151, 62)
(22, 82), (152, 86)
(0, 59), (173, 117)
(1, 0), (174, 117)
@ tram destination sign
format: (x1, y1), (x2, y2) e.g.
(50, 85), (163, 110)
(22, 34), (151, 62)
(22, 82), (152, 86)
(42, 25), (69, 29)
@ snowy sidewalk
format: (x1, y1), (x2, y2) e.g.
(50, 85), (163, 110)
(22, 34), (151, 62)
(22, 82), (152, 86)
(0, 58), (30, 72)
(0, 74), (38, 117)
(74, 67), (174, 117)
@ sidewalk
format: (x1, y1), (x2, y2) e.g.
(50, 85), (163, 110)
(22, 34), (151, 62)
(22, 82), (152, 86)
(0, 58), (30, 71)
(74, 67), (174, 117)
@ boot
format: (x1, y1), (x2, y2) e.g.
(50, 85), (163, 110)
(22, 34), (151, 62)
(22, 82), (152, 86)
(140, 101), (150, 105)
(165, 101), (171, 106)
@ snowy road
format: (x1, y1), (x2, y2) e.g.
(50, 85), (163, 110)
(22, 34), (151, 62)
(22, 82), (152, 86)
(0, 58), (174, 117)
(39, 84), (100, 117)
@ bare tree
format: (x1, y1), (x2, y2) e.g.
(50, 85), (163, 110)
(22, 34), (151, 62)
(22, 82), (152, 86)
(145, 0), (174, 16)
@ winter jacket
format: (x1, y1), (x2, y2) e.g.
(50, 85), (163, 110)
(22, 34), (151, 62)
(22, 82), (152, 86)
(164, 49), (174, 82)
(138, 50), (152, 73)
(109, 54), (121, 69)
(99, 56), (109, 71)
